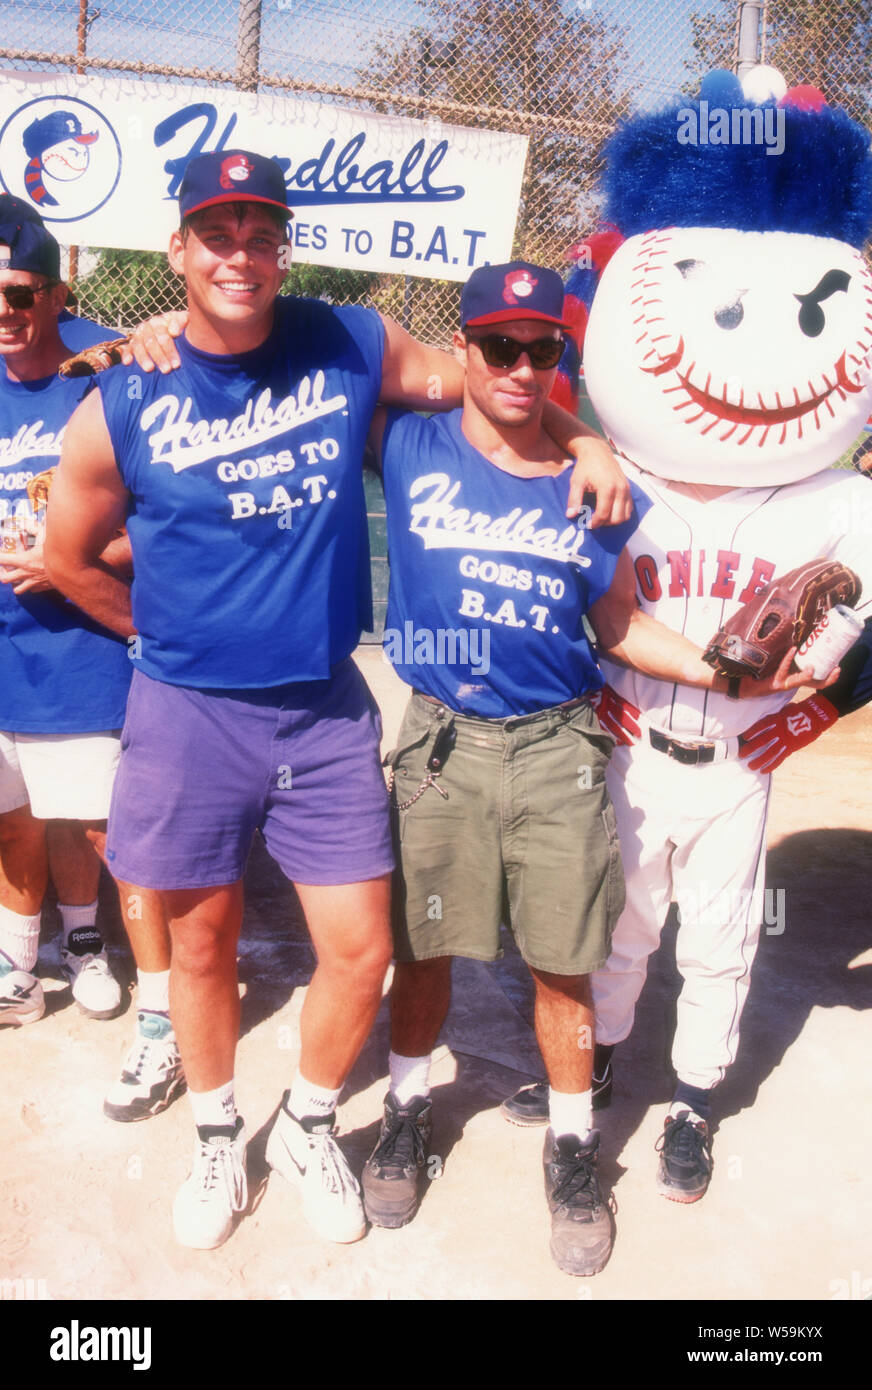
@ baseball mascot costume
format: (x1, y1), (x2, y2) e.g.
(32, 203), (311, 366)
(504, 67), (872, 1203)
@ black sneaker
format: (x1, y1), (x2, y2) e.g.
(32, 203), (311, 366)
(543, 1128), (613, 1276)
(500, 1055), (614, 1127)
(362, 1093), (433, 1229)
(500, 1080), (549, 1126)
(655, 1111), (713, 1203)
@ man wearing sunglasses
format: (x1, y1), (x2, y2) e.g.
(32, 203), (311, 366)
(361, 260), (828, 1276)
(0, 197), (133, 1030)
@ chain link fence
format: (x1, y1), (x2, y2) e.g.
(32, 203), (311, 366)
(2, 0), (870, 347)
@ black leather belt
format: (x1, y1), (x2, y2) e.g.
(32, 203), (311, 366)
(649, 728), (716, 765)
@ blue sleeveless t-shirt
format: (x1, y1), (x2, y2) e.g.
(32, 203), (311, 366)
(381, 408), (650, 717)
(0, 370), (131, 733)
(98, 297), (384, 688)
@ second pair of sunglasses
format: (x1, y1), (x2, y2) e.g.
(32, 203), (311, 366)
(0, 283), (55, 311)
(466, 332), (565, 371)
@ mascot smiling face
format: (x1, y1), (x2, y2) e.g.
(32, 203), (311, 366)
(572, 69), (872, 488)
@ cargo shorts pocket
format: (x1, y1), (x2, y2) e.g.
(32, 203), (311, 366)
(601, 795), (626, 932)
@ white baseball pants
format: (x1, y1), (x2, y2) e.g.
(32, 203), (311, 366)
(593, 737), (772, 1089)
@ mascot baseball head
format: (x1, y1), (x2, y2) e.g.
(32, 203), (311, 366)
(568, 67), (872, 488)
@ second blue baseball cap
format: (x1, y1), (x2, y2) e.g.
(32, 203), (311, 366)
(461, 260), (570, 329)
(178, 149), (293, 221)
(0, 194), (60, 277)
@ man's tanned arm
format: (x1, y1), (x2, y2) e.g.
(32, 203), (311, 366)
(43, 389), (135, 638)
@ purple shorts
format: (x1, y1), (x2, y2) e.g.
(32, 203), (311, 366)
(105, 660), (394, 890)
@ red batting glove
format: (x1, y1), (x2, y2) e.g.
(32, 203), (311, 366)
(590, 683), (642, 746)
(738, 694), (838, 773)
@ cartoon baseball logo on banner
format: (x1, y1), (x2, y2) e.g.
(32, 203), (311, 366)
(0, 73), (527, 277)
(0, 96), (121, 221)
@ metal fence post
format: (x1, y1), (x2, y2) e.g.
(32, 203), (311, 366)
(237, 0), (262, 93)
(736, 1), (763, 76)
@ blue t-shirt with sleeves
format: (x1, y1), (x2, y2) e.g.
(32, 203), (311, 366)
(97, 296), (384, 689)
(381, 408), (650, 717)
(0, 370), (131, 733)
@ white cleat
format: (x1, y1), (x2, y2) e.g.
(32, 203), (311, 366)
(0, 969), (45, 1026)
(172, 1119), (248, 1250)
(61, 946), (123, 1020)
(266, 1095), (366, 1244)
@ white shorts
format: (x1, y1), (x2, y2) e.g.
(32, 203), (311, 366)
(0, 729), (121, 820)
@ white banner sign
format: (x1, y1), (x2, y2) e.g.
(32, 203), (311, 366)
(0, 71), (528, 280)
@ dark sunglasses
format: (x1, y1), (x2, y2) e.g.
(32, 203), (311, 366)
(466, 331), (565, 371)
(0, 283), (56, 311)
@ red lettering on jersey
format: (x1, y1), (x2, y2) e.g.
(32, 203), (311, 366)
(667, 550), (691, 597)
(697, 548), (705, 596)
(737, 557), (776, 604)
(635, 554), (661, 601)
(711, 549), (740, 599)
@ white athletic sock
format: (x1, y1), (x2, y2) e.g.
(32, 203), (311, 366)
(59, 900), (101, 953)
(136, 968), (170, 1017)
(287, 1073), (342, 1121)
(0, 904), (42, 974)
(189, 1080), (237, 1131)
(549, 1087), (593, 1142)
(389, 1050), (431, 1107)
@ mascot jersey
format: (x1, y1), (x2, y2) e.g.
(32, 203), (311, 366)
(0, 371), (131, 733)
(98, 297), (384, 689)
(381, 408), (649, 717)
(602, 458), (872, 741)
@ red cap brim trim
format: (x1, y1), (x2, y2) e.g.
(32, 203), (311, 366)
(463, 308), (571, 330)
(182, 193), (294, 220)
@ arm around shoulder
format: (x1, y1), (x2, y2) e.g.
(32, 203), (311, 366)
(378, 313), (464, 411)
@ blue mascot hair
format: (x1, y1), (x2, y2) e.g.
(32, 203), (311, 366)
(602, 99), (872, 249)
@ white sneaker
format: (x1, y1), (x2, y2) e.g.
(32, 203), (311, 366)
(104, 1011), (186, 1122)
(61, 945), (123, 1020)
(0, 969), (45, 1026)
(172, 1119), (248, 1250)
(266, 1095), (366, 1244)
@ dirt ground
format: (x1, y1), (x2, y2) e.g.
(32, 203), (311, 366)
(1, 647), (870, 1303)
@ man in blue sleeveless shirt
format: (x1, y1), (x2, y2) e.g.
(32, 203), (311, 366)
(45, 151), (636, 1252)
(358, 262), (826, 1276)
(0, 197), (131, 1029)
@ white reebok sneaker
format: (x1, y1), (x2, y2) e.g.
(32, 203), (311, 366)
(172, 1119), (248, 1250)
(266, 1095), (366, 1244)
(0, 969), (45, 1026)
(104, 1011), (186, 1122)
(61, 944), (123, 1020)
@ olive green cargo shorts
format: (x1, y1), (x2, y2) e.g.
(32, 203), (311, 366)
(385, 690), (625, 976)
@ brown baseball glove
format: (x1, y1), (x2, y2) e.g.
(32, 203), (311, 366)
(58, 339), (130, 378)
(703, 559), (862, 679)
(26, 468), (56, 510)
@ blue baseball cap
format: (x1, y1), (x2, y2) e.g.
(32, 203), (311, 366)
(460, 260), (570, 330)
(178, 149), (293, 222)
(23, 110), (98, 159)
(0, 194), (60, 278)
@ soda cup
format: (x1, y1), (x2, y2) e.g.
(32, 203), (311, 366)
(796, 604), (865, 680)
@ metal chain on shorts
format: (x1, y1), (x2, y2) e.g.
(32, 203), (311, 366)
(386, 766), (449, 811)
